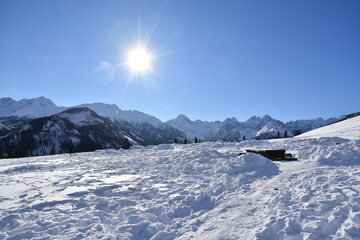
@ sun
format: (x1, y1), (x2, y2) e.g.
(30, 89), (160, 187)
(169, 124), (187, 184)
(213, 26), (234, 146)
(126, 47), (152, 73)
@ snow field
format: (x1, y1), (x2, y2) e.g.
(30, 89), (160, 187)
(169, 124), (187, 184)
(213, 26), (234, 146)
(0, 134), (359, 239)
(0, 143), (279, 239)
(178, 138), (360, 239)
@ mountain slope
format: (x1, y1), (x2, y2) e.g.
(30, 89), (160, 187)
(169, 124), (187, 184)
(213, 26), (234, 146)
(296, 115), (360, 140)
(0, 97), (65, 118)
(78, 103), (164, 128)
(285, 117), (338, 135)
(0, 97), (166, 128)
(0, 108), (130, 157)
(0, 97), (356, 156)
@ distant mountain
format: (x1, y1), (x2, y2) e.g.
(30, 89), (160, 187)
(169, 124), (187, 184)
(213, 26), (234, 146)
(78, 102), (164, 128)
(296, 115), (360, 140)
(0, 108), (131, 157)
(0, 97), (169, 156)
(338, 112), (360, 122)
(0, 96), (357, 158)
(0, 97), (165, 127)
(0, 122), (12, 135)
(166, 114), (220, 141)
(0, 96), (65, 118)
(167, 114), (293, 141)
(285, 117), (338, 135)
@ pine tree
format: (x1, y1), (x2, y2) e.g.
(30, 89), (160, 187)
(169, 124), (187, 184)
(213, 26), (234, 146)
(0, 143), (4, 159)
(294, 130), (302, 136)
(277, 131), (280, 138)
(284, 130), (288, 138)
(243, 135), (246, 141)
(15, 147), (28, 158)
(50, 144), (56, 155)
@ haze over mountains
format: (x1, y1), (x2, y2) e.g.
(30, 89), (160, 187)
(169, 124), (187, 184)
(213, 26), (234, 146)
(0, 96), (357, 158)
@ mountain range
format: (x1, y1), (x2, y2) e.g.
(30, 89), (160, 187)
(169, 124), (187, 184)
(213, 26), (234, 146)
(0, 97), (357, 158)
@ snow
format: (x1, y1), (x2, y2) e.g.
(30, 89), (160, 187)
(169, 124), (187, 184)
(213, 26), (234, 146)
(78, 103), (164, 128)
(167, 114), (294, 141)
(296, 115), (360, 140)
(0, 123), (12, 131)
(0, 117), (359, 239)
(59, 110), (105, 127)
(0, 97), (164, 128)
(166, 115), (221, 140)
(0, 97), (65, 118)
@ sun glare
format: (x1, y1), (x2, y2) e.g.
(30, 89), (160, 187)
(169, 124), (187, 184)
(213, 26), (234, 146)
(126, 47), (152, 73)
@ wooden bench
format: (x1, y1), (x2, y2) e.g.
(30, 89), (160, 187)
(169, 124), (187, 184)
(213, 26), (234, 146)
(244, 149), (298, 161)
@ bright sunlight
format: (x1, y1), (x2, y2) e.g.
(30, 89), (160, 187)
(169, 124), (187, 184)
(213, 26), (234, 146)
(126, 47), (152, 73)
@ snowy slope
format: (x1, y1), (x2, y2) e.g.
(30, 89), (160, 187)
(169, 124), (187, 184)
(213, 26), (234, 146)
(286, 117), (338, 134)
(296, 115), (360, 140)
(58, 107), (107, 127)
(0, 123), (12, 132)
(0, 115), (359, 239)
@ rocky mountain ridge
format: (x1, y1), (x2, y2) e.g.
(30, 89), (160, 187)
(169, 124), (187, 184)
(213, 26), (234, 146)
(0, 96), (356, 158)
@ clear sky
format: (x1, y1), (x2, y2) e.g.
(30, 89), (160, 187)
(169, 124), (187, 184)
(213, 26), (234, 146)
(1, 0), (359, 122)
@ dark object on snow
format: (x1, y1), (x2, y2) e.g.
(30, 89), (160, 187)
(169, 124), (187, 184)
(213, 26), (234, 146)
(245, 149), (297, 161)
(69, 140), (76, 154)
(122, 138), (131, 150)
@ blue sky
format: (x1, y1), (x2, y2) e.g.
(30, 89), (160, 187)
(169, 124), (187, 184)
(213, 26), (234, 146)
(1, 0), (359, 122)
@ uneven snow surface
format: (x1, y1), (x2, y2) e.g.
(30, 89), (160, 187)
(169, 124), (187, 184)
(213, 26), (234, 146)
(1, 118), (360, 239)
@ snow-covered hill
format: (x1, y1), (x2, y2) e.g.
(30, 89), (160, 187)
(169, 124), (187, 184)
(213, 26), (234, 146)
(296, 115), (360, 140)
(0, 114), (359, 239)
(286, 117), (338, 134)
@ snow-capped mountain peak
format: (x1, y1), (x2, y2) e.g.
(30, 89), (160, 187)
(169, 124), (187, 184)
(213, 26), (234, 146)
(0, 96), (62, 118)
(78, 103), (163, 128)
(174, 114), (192, 123)
(261, 114), (273, 121)
(224, 117), (239, 123)
(0, 97), (164, 128)
(58, 107), (106, 127)
(244, 115), (262, 126)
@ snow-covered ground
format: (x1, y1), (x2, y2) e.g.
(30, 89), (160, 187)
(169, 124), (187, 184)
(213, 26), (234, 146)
(0, 117), (359, 239)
